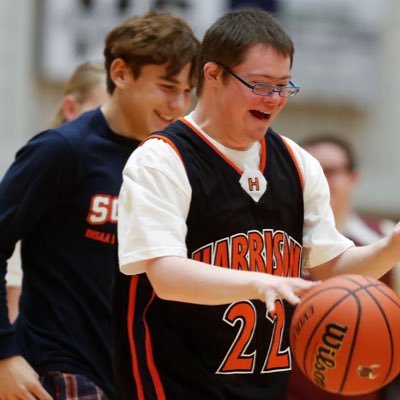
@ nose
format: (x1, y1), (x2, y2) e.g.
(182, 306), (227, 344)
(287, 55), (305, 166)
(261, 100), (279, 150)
(169, 92), (190, 114)
(262, 90), (282, 104)
(267, 88), (282, 98)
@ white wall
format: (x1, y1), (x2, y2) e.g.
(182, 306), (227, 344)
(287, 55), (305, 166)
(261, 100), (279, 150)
(0, 0), (35, 173)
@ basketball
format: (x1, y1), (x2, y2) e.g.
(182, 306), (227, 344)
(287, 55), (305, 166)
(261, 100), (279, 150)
(290, 274), (400, 395)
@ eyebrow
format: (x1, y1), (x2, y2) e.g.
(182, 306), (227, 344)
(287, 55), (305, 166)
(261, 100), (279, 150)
(158, 75), (193, 90)
(159, 75), (181, 84)
(250, 73), (292, 81)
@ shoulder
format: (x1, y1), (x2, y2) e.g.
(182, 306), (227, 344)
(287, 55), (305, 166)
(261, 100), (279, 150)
(54, 109), (100, 140)
(123, 137), (190, 194)
(279, 136), (322, 172)
(277, 135), (326, 192)
(17, 128), (71, 160)
(126, 136), (185, 172)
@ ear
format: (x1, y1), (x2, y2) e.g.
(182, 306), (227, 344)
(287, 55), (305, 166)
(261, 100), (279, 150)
(203, 62), (224, 88)
(62, 95), (79, 122)
(109, 58), (131, 89)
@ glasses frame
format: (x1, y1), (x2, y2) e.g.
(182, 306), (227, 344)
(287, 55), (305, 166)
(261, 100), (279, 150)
(222, 65), (299, 98)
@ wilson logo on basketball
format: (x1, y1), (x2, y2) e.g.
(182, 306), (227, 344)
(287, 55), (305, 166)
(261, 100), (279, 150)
(313, 322), (349, 388)
(192, 229), (302, 276)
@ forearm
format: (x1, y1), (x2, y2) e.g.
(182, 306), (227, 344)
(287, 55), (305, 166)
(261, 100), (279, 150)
(310, 236), (400, 281)
(146, 256), (260, 305)
(145, 256), (318, 311)
(6, 286), (21, 323)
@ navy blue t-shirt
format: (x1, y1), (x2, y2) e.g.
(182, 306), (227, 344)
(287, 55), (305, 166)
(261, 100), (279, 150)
(0, 108), (140, 397)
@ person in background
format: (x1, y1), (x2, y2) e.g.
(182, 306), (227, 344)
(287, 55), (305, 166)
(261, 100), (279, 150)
(300, 135), (399, 290)
(286, 135), (399, 400)
(114, 9), (400, 400)
(5, 61), (108, 324)
(0, 11), (199, 400)
(50, 61), (109, 128)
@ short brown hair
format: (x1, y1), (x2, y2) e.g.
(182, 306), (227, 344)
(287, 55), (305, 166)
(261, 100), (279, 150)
(104, 11), (200, 93)
(197, 9), (294, 95)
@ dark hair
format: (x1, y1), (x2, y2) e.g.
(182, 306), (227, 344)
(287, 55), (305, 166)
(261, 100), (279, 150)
(196, 9), (294, 95)
(104, 11), (200, 93)
(301, 135), (357, 171)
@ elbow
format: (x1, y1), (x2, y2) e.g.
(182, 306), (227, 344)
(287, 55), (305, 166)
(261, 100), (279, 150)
(145, 258), (179, 301)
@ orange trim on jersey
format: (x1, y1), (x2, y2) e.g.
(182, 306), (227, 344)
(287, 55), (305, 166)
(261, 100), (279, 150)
(143, 292), (166, 400)
(280, 136), (304, 189)
(128, 276), (145, 400)
(141, 134), (187, 172)
(179, 117), (267, 175)
(259, 137), (267, 173)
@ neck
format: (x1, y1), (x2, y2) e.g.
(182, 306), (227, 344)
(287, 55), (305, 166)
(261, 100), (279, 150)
(191, 105), (253, 151)
(101, 101), (146, 141)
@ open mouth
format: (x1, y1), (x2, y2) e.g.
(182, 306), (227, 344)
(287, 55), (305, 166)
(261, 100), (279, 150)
(250, 110), (271, 120)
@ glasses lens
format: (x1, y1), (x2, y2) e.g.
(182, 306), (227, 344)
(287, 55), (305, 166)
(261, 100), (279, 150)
(253, 84), (299, 97)
(280, 86), (299, 98)
(253, 84), (275, 96)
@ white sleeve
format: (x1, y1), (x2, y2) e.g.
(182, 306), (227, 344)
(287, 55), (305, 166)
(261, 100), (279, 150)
(282, 137), (354, 269)
(118, 139), (192, 275)
(6, 242), (22, 287)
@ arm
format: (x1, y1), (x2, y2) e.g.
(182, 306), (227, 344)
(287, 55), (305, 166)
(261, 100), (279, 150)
(146, 256), (319, 312)
(6, 242), (23, 322)
(309, 224), (400, 281)
(6, 287), (20, 323)
(0, 131), (73, 400)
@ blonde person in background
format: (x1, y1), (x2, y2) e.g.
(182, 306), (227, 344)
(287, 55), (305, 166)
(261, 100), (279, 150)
(5, 61), (108, 322)
(51, 61), (109, 127)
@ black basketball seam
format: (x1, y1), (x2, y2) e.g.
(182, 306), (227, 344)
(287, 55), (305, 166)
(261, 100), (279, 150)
(294, 276), (400, 395)
(338, 293), (362, 393)
(301, 288), (356, 377)
(298, 279), (373, 392)
(339, 275), (368, 287)
(299, 287), (353, 371)
(365, 276), (400, 307)
(361, 284), (396, 386)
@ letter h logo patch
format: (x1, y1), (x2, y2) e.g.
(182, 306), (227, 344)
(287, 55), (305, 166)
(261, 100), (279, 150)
(239, 169), (267, 203)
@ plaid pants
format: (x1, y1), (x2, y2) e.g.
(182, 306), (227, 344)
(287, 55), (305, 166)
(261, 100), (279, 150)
(41, 371), (109, 400)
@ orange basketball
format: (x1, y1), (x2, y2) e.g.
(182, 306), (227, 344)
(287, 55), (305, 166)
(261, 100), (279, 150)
(290, 274), (400, 396)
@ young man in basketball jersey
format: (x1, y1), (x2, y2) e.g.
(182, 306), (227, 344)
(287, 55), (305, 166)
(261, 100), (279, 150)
(115, 9), (400, 400)
(0, 12), (199, 400)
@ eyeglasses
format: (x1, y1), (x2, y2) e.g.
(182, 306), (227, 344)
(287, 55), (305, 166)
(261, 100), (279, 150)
(223, 65), (299, 98)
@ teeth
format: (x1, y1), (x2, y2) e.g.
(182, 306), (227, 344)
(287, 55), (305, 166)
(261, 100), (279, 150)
(159, 114), (174, 121)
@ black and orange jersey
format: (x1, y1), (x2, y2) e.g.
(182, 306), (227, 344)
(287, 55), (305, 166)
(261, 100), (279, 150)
(113, 118), (304, 400)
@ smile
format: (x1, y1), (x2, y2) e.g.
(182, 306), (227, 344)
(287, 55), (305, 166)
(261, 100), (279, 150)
(155, 111), (174, 123)
(250, 110), (271, 120)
